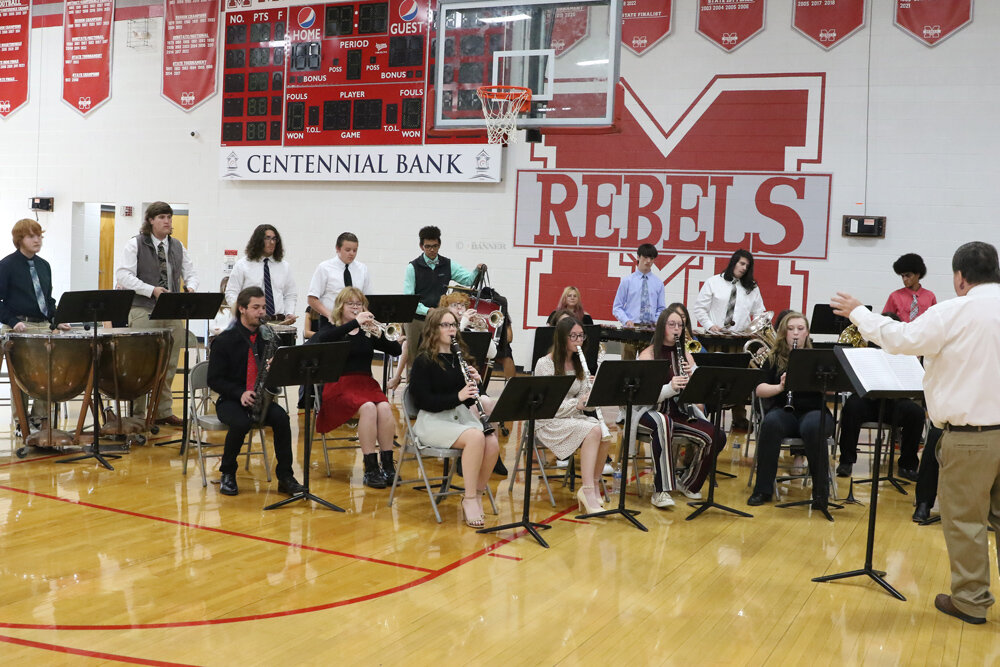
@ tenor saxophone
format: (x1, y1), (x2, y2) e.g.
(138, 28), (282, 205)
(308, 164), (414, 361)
(249, 324), (281, 427)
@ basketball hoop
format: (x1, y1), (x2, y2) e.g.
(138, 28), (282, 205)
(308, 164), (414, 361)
(477, 85), (532, 145)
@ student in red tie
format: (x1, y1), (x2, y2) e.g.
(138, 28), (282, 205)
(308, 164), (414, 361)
(882, 253), (937, 322)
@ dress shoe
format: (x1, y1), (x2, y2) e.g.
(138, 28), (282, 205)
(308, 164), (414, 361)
(219, 473), (238, 496)
(380, 450), (397, 485)
(836, 462), (853, 478)
(362, 453), (388, 489)
(577, 486), (604, 514)
(935, 594), (986, 625)
(156, 415), (184, 427)
(898, 467), (919, 482)
(746, 492), (771, 506)
(277, 476), (306, 495)
(913, 501), (932, 523)
(650, 491), (675, 509)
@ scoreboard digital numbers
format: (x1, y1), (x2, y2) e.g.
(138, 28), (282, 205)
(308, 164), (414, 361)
(222, 1), (432, 147)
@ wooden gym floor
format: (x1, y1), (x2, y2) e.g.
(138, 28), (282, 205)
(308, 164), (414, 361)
(1, 385), (999, 665)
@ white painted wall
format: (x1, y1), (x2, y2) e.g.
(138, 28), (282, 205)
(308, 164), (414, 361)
(2, 3), (999, 366)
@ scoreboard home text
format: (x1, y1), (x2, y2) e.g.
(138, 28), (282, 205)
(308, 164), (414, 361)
(221, 0), (481, 147)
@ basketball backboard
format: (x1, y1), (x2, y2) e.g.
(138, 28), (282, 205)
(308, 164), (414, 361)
(432, 0), (621, 130)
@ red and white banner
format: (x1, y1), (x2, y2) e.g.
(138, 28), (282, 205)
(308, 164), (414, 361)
(793, 0), (866, 50)
(551, 6), (589, 56)
(895, 0), (972, 47)
(0, 0), (31, 118)
(697, 0), (766, 52)
(622, 0), (673, 56)
(62, 0), (114, 115)
(162, 0), (220, 111)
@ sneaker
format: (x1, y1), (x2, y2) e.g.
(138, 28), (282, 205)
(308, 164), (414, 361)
(791, 455), (807, 476)
(650, 491), (675, 508)
(555, 459), (569, 469)
(602, 462), (614, 475)
(679, 485), (702, 500)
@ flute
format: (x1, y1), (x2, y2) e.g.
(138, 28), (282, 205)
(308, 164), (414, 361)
(450, 336), (495, 435)
(577, 347), (611, 438)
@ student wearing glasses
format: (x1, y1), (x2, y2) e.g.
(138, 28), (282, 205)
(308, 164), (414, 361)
(225, 224), (298, 325)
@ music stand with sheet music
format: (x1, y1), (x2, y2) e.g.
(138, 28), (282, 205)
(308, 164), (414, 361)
(150, 292), (225, 452)
(52, 290), (134, 470)
(262, 342), (350, 512)
(774, 348), (855, 521)
(365, 294), (421, 390)
(810, 303), (871, 335)
(678, 367), (765, 520)
(811, 347), (924, 601)
(476, 375), (574, 548)
(577, 360), (671, 531)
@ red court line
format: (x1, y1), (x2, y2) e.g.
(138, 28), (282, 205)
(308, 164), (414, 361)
(0, 505), (580, 630)
(0, 634), (198, 666)
(559, 518), (590, 524)
(486, 552), (523, 561)
(0, 484), (433, 574)
(0, 454), (62, 468)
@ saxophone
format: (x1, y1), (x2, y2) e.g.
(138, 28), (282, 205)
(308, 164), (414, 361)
(674, 331), (699, 422)
(249, 324), (281, 426)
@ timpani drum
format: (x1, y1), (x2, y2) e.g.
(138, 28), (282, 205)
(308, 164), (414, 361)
(269, 324), (297, 347)
(96, 327), (173, 442)
(2, 331), (95, 450)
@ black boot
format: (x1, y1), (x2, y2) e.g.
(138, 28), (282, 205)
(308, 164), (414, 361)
(363, 452), (388, 489)
(379, 450), (396, 486)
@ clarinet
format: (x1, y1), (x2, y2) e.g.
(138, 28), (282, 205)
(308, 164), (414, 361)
(450, 336), (495, 435)
(783, 337), (798, 412)
(674, 331), (699, 422)
(576, 346), (611, 438)
(249, 324), (281, 426)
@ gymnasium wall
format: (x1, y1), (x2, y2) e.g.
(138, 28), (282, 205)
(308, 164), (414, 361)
(1, 1), (998, 366)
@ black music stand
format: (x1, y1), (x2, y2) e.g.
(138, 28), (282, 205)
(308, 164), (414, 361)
(691, 352), (752, 368)
(52, 289), (134, 470)
(461, 331), (491, 371)
(366, 294), (421, 391)
(775, 349), (854, 521)
(812, 347), (923, 601)
(263, 342), (350, 512)
(678, 367), (764, 520)
(150, 292), (225, 452)
(476, 375), (574, 548)
(530, 325), (600, 373)
(576, 360), (671, 531)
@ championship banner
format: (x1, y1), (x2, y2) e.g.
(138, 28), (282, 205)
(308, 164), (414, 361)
(62, 0), (114, 115)
(895, 0), (972, 47)
(622, 0), (672, 56)
(162, 0), (220, 111)
(697, 0), (765, 52)
(551, 6), (589, 56)
(792, 0), (866, 50)
(0, 0), (31, 118)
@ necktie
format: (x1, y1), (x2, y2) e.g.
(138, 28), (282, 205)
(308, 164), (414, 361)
(26, 259), (48, 317)
(343, 264), (353, 287)
(157, 242), (169, 289)
(909, 293), (919, 321)
(639, 274), (651, 324)
(263, 258), (275, 316)
(724, 280), (738, 328)
(247, 334), (258, 392)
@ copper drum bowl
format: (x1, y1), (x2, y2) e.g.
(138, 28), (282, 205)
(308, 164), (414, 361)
(97, 327), (172, 436)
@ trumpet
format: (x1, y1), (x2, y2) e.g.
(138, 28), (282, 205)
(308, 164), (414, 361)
(783, 337), (798, 411)
(577, 347), (611, 439)
(359, 317), (402, 341)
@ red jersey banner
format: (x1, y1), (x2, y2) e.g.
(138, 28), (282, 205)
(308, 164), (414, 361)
(697, 0), (766, 52)
(793, 0), (866, 50)
(62, 0), (114, 115)
(622, 0), (673, 56)
(162, 0), (220, 111)
(551, 6), (589, 56)
(0, 0), (31, 117)
(895, 0), (973, 47)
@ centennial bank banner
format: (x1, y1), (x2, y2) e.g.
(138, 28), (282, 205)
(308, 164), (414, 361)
(514, 169), (832, 259)
(220, 144), (502, 182)
(0, 0), (30, 118)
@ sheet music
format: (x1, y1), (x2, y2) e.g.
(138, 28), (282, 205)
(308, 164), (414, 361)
(840, 348), (924, 393)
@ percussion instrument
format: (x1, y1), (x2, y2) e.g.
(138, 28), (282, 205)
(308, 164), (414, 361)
(269, 323), (298, 347)
(3, 331), (95, 450)
(694, 330), (754, 354)
(96, 328), (172, 442)
(598, 324), (655, 345)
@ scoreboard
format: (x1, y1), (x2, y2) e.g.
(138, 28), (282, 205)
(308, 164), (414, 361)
(222, 1), (451, 147)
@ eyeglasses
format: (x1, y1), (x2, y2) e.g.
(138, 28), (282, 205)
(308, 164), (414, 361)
(568, 333), (586, 341)
(422, 243), (440, 250)
(439, 322), (458, 329)
(665, 321), (684, 329)
(344, 301), (363, 308)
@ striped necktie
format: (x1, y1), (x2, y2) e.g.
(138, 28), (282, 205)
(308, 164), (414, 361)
(263, 258), (275, 316)
(909, 293), (919, 321)
(157, 242), (169, 289)
(724, 280), (738, 328)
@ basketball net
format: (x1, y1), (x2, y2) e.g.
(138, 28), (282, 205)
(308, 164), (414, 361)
(477, 86), (532, 144)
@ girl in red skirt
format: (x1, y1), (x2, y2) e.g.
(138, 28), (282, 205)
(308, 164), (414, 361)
(314, 287), (402, 488)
